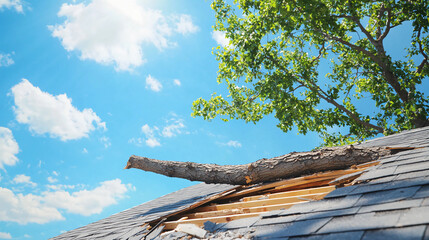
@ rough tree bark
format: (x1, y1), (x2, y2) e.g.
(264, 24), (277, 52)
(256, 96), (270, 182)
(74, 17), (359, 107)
(125, 146), (392, 185)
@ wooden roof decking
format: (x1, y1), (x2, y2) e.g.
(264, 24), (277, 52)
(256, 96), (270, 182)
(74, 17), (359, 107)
(160, 162), (376, 231)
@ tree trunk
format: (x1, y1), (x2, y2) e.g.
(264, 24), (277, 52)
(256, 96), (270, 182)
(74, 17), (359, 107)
(125, 146), (392, 185)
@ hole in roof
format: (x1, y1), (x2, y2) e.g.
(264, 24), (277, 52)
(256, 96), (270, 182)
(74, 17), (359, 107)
(147, 160), (377, 232)
(145, 146), (418, 237)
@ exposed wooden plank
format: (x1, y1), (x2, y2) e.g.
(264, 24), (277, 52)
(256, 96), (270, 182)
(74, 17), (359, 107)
(272, 178), (335, 192)
(219, 168), (361, 200)
(195, 192), (328, 212)
(241, 185), (335, 202)
(183, 200), (308, 219)
(146, 186), (241, 226)
(163, 212), (263, 230)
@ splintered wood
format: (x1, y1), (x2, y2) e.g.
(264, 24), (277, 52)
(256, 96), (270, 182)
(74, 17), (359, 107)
(161, 163), (375, 231)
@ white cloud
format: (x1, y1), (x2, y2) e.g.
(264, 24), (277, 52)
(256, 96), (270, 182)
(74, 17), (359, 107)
(145, 75), (162, 92)
(52, 171), (59, 176)
(145, 138), (160, 148)
(162, 119), (185, 138)
(0, 187), (64, 224)
(0, 53), (14, 67)
(175, 14), (198, 35)
(11, 79), (106, 141)
(99, 136), (111, 148)
(218, 140), (242, 148)
(132, 116), (187, 148)
(0, 179), (130, 224)
(47, 177), (58, 184)
(141, 124), (160, 148)
(141, 124), (155, 136)
(0, 127), (19, 170)
(0, 232), (12, 239)
(49, 0), (198, 71)
(173, 79), (181, 86)
(212, 31), (229, 47)
(128, 137), (143, 147)
(43, 179), (129, 216)
(46, 184), (80, 191)
(0, 0), (22, 12)
(13, 174), (37, 187)
(226, 140), (242, 148)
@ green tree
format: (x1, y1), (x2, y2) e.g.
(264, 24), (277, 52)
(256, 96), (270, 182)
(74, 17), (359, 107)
(192, 0), (429, 146)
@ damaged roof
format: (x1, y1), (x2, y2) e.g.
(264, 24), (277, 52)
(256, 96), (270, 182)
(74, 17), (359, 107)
(51, 126), (429, 240)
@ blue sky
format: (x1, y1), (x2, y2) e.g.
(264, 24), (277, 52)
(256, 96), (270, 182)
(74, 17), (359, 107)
(0, 1), (427, 240)
(0, 1), (323, 239)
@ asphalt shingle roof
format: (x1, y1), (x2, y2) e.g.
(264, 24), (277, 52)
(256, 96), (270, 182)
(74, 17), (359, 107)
(51, 183), (236, 239)
(52, 126), (429, 240)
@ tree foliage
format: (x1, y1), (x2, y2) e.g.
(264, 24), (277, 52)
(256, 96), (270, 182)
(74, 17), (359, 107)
(192, 0), (429, 146)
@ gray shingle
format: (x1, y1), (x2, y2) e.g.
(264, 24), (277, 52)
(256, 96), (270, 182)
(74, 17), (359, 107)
(355, 186), (420, 206)
(384, 177), (429, 191)
(253, 218), (331, 238)
(288, 231), (364, 240)
(312, 195), (362, 211)
(254, 214), (300, 226)
(421, 198), (429, 206)
(296, 207), (360, 221)
(394, 170), (429, 181)
(355, 166), (397, 181)
(323, 185), (358, 199)
(281, 194), (361, 216)
(397, 206), (429, 226)
(395, 161), (429, 175)
(380, 155), (429, 169)
(424, 225), (429, 239)
(251, 224), (289, 240)
(279, 201), (321, 215)
(317, 211), (402, 234)
(116, 227), (146, 239)
(220, 216), (260, 230)
(379, 155), (400, 164)
(317, 231), (364, 240)
(366, 175), (396, 184)
(358, 198), (423, 213)
(362, 225), (427, 240)
(349, 182), (390, 195)
(413, 185), (429, 198)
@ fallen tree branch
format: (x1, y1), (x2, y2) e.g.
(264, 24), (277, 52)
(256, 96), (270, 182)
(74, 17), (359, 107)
(125, 146), (392, 185)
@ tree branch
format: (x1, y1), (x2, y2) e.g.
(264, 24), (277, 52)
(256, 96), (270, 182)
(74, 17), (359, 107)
(303, 79), (384, 133)
(266, 54), (384, 134)
(126, 146), (392, 185)
(378, 7), (392, 42)
(317, 30), (381, 65)
(416, 27), (429, 74)
(351, 16), (378, 47)
(318, 30), (410, 104)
